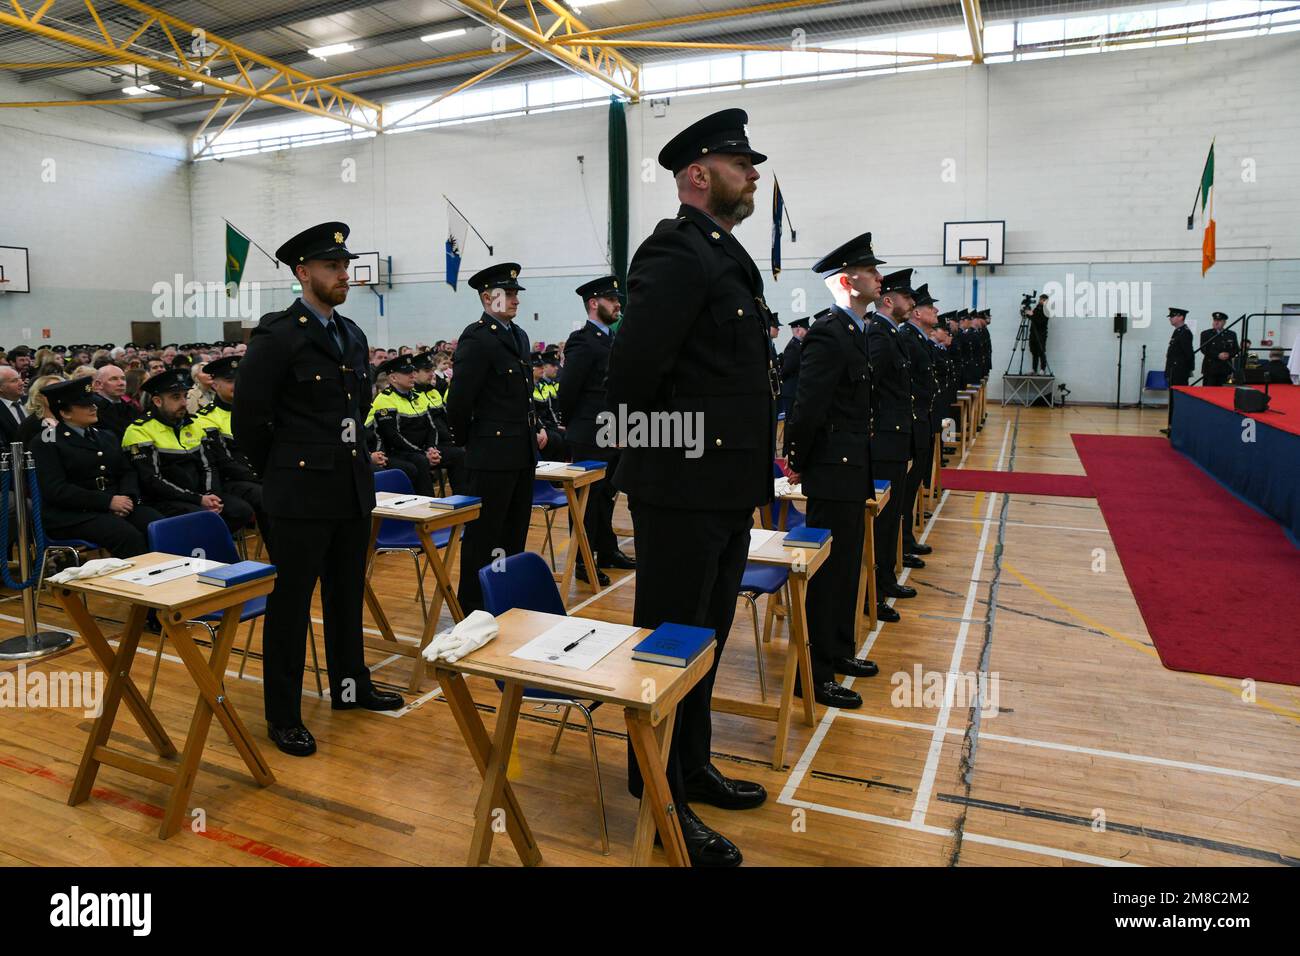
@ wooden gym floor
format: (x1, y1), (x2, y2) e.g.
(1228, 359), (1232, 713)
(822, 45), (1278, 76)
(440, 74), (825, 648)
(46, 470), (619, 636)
(1, 402), (1297, 867)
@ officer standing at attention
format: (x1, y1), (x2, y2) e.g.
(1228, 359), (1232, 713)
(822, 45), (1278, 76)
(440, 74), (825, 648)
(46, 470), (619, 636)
(33, 376), (164, 558)
(868, 268), (919, 623)
(1199, 311), (1238, 386)
(784, 233), (884, 710)
(193, 354), (271, 553)
(123, 369), (254, 532)
(779, 315), (810, 416)
(446, 262), (540, 614)
(233, 221), (402, 758)
(559, 275), (636, 582)
(899, 282), (939, 564)
(606, 108), (775, 867)
(1165, 307), (1195, 387)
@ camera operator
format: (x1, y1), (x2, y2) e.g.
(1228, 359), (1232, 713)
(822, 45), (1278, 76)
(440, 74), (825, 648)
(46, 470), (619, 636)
(1029, 293), (1050, 373)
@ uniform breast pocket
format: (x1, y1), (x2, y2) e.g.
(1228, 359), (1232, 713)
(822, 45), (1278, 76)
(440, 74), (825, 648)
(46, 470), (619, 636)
(296, 364), (341, 404)
(815, 432), (868, 467)
(709, 300), (753, 353)
(848, 362), (870, 403)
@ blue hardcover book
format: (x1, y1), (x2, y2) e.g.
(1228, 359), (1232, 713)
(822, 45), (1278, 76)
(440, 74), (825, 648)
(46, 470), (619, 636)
(428, 494), (482, 510)
(782, 526), (831, 549)
(570, 460), (607, 471)
(631, 623), (714, 668)
(197, 561), (275, 588)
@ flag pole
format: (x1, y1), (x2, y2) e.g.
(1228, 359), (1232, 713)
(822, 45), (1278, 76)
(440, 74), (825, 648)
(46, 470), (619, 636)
(224, 220), (279, 267)
(443, 195), (494, 256)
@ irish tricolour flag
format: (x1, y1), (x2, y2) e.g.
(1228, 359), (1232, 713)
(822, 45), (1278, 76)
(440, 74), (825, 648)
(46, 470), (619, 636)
(1191, 142), (1215, 276)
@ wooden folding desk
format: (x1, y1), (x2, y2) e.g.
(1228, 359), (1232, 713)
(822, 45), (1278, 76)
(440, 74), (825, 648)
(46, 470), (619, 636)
(52, 553), (277, 839)
(534, 462), (606, 605)
(431, 607), (714, 867)
(710, 528), (830, 770)
(362, 493), (480, 691)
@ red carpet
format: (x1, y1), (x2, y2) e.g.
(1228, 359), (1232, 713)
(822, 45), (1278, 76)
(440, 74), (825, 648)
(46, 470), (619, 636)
(940, 469), (1094, 498)
(1174, 383), (1300, 436)
(1073, 433), (1300, 686)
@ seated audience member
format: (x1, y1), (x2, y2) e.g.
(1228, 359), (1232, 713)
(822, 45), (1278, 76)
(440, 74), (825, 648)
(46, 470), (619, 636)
(0, 365), (27, 447)
(17, 374), (65, 447)
(90, 364), (136, 437)
(33, 376), (164, 558)
(1265, 349), (1294, 384)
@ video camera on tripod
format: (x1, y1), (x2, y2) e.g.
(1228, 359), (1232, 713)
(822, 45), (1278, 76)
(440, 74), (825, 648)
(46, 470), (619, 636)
(1020, 291), (1037, 319)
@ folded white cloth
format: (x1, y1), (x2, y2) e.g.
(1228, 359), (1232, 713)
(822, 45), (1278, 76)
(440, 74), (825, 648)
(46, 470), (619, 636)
(421, 609), (499, 663)
(773, 476), (802, 498)
(47, 557), (132, 584)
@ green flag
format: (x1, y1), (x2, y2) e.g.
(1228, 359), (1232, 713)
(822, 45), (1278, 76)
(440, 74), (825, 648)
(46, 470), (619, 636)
(225, 222), (251, 297)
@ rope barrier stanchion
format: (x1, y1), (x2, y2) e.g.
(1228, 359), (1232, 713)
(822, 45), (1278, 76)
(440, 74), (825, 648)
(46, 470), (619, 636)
(0, 441), (75, 660)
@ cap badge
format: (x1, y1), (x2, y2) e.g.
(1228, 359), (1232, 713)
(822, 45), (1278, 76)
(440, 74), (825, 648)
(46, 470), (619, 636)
(334, 231), (344, 244)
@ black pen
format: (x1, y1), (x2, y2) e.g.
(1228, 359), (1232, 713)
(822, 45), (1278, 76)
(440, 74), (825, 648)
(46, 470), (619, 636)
(563, 627), (597, 653)
(145, 560), (189, 576)
(389, 497), (416, 507)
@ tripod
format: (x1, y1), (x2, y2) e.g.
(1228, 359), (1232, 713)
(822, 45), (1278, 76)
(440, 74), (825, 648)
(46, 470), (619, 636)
(1006, 312), (1053, 376)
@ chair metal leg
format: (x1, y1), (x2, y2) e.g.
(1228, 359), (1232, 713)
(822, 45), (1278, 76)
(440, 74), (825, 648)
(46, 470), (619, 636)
(549, 704), (572, 754)
(743, 592), (768, 702)
(576, 703), (609, 855)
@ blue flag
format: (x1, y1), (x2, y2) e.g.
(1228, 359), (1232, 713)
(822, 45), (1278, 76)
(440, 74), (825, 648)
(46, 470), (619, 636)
(771, 176), (784, 281)
(446, 200), (468, 290)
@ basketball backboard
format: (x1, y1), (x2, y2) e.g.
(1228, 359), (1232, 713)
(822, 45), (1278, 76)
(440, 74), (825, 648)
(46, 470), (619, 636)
(0, 245), (31, 293)
(349, 251), (381, 287)
(943, 221), (1005, 267)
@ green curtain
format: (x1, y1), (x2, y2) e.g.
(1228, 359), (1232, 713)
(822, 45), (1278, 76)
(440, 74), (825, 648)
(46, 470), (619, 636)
(607, 95), (629, 331)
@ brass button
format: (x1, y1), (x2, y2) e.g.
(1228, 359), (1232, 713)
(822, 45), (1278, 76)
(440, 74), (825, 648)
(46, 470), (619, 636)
(348, 392), (352, 400)
(96, 451), (103, 457)
(495, 430), (501, 437)
(99, 465), (106, 471)
(841, 457), (848, 463)
(508, 368), (513, 373)
(736, 309), (743, 316)
(715, 438), (722, 447)
(298, 460), (306, 467)
(351, 449), (357, 457)
(314, 374), (321, 381)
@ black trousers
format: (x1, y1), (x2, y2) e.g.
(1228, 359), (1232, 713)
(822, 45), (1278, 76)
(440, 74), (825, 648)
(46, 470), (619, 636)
(224, 479), (272, 554)
(1029, 325), (1048, 373)
(568, 443), (620, 562)
(872, 457), (908, 591)
(389, 450), (435, 496)
(626, 499), (751, 799)
(904, 423), (932, 549)
(436, 444), (468, 494)
(457, 465), (535, 614)
(154, 495), (253, 533)
(262, 514), (373, 726)
(1203, 369), (1230, 387)
(804, 498), (864, 685)
(48, 505), (164, 559)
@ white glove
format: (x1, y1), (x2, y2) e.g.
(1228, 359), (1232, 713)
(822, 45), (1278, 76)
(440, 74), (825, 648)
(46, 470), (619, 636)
(421, 609), (499, 663)
(48, 557), (133, 584)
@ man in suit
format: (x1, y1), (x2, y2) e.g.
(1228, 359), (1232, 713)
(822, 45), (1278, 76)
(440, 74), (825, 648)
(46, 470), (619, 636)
(868, 268), (918, 624)
(0, 365), (26, 447)
(446, 262), (540, 615)
(606, 108), (775, 867)
(778, 315), (809, 417)
(785, 234), (885, 710)
(33, 376), (163, 558)
(558, 275), (635, 584)
(89, 365), (136, 438)
(233, 221), (402, 758)
(899, 283), (939, 564)
(1199, 311), (1238, 386)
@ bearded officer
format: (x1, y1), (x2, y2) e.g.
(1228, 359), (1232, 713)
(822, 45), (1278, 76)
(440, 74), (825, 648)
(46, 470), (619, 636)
(606, 108), (775, 867)
(233, 221), (402, 759)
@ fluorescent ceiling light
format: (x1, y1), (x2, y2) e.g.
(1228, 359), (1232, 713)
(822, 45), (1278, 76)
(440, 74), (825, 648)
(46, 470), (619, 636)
(123, 84), (159, 95)
(308, 42), (357, 58)
(421, 28), (467, 42)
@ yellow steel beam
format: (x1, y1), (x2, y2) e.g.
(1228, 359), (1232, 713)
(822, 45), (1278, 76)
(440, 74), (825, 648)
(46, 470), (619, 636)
(446, 0), (639, 99)
(0, 95), (223, 106)
(0, 0), (382, 132)
(386, 49), (532, 129)
(566, 38), (966, 61)
(560, 0), (840, 41)
(961, 0), (985, 63)
(263, 45), (524, 96)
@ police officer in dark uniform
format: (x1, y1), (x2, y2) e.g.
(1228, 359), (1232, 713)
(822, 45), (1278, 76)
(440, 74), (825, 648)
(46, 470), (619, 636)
(446, 262), (540, 614)
(899, 282), (939, 563)
(1165, 307), (1195, 386)
(532, 352), (567, 463)
(1199, 311), (1238, 386)
(785, 233), (885, 710)
(778, 315), (810, 416)
(33, 376), (163, 558)
(559, 275), (635, 582)
(368, 353), (440, 496)
(606, 108), (775, 867)
(233, 221), (402, 758)
(868, 268), (918, 623)
(412, 349), (467, 493)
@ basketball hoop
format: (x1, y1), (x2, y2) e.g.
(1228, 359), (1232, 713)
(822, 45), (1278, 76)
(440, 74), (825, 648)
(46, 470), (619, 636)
(961, 256), (986, 270)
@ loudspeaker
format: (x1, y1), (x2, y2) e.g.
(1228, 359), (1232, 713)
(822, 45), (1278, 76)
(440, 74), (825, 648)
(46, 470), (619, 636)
(1113, 313), (1127, 335)
(1234, 387), (1270, 413)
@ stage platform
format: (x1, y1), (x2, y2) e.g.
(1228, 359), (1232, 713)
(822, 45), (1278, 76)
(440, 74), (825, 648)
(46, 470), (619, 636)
(1001, 373), (1055, 406)
(1170, 384), (1300, 544)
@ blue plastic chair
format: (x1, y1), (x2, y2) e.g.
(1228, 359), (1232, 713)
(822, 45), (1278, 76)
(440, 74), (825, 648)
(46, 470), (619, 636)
(1145, 370), (1169, 391)
(372, 469), (451, 619)
(478, 552), (608, 853)
(531, 479), (569, 570)
(146, 510), (321, 703)
(738, 562), (790, 701)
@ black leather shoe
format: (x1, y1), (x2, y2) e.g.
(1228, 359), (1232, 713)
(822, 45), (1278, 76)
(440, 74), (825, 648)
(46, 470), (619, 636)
(332, 687), (404, 711)
(907, 542), (933, 555)
(875, 603), (901, 623)
(268, 723), (316, 756)
(835, 656), (878, 678)
(684, 763), (767, 810)
(599, 550), (637, 570)
(881, 582), (918, 599)
(902, 554), (926, 569)
(658, 805), (742, 867)
(575, 564), (610, 587)
(814, 680), (863, 708)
